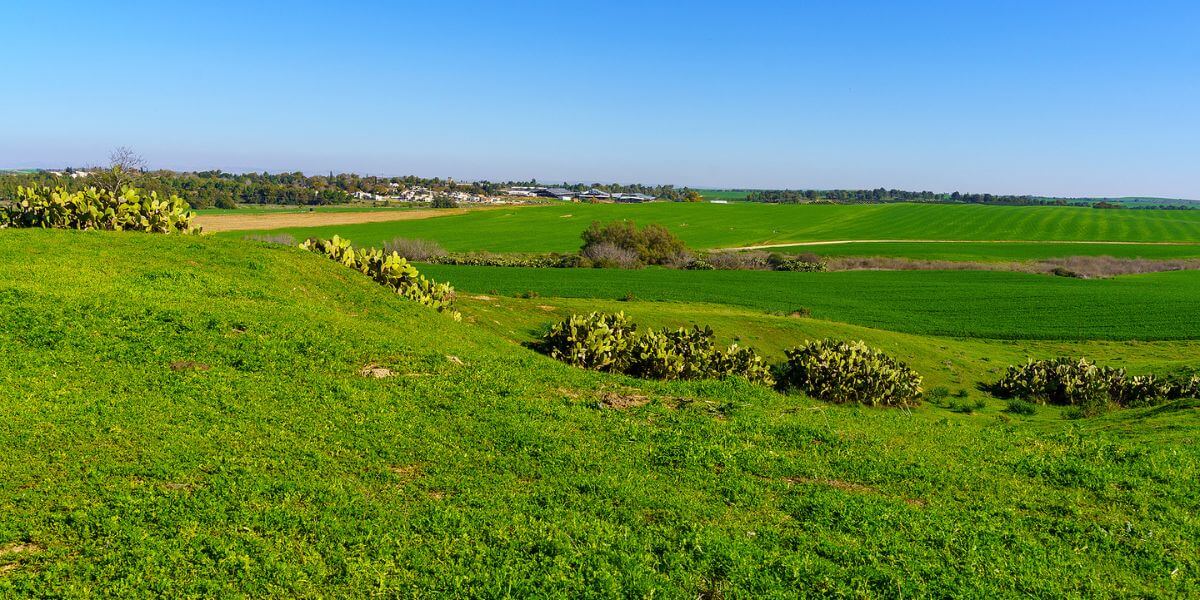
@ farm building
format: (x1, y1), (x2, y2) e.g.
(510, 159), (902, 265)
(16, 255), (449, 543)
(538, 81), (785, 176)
(534, 187), (575, 200)
(613, 193), (656, 203)
(577, 189), (612, 201)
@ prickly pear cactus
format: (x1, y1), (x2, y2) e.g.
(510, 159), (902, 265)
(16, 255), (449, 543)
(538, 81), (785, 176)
(301, 236), (460, 319)
(781, 339), (922, 406)
(2, 185), (196, 233)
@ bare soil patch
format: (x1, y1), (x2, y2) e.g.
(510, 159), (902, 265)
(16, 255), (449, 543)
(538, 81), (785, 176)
(600, 391), (651, 409)
(360, 364), (394, 378)
(196, 206), (513, 233)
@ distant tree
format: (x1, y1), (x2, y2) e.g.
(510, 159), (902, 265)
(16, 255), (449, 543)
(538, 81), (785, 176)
(682, 189), (704, 203)
(431, 194), (458, 209)
(94, 146), (147, 194)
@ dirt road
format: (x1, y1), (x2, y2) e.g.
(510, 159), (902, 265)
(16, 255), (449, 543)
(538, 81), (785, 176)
(196, 206), (511, 233)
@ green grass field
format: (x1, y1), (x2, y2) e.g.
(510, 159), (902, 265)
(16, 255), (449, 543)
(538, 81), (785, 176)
(1, 229), (1197, 596)
(225, 202), (1200, 253)
(418, 264), (1200, 341)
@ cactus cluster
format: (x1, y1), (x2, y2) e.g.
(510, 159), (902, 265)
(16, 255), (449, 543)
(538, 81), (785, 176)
(542, 312), (637, 371)
(542, 312), (774, 385)
(301, 236), (460, 320)
(1, 185), (196, 233)
(991, 357), (1190, 410)
(780, 339), (923, 406)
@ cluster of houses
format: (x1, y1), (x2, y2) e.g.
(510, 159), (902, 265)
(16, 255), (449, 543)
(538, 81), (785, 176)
(352, 185), (498, 204)
(350, 185), (660, 205)
(503, 187), (657, 203)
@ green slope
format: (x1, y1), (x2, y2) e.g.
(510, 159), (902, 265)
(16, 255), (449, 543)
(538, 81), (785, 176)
(1, 230), (1197, 597)
(223, 202), (1200, 253)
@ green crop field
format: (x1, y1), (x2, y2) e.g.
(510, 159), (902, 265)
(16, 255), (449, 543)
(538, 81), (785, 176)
(226, 202), (1200, 253)
(419, 264), (1200, 341)
(1, 229), (1197, 597)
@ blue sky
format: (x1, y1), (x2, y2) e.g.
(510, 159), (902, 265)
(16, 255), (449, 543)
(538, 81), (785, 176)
(2, 1), (1197, 197)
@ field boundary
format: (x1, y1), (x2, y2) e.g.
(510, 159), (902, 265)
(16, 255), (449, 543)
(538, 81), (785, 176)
(723, 239), (1200, 251)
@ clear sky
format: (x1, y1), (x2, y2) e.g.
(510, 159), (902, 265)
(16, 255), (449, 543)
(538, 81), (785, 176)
(3, 0), (1197, 197)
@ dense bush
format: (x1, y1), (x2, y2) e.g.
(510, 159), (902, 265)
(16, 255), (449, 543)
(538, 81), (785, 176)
(580, 220), (688, 266)
(542, 311), (637, 372)
(301, 236), (459, 319)
(625, 326), (774, 385)
(689, 250), (827, 272)
(542, 313), (773, 385)
(990, 357), (1118, 411)
(989, 357), (1181, 412)
(768, 252), (828, 272)
(383, 238), (448, 261)
(581, 242), (642, 269)
(1174, 374), (1200, 399)
(1, 185), (196, 233)
(779, 339), (923, 406)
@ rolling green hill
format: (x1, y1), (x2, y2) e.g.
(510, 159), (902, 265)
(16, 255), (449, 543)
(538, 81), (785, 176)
(1, 230), (1198, 596)
(226, 202), (1200, 254)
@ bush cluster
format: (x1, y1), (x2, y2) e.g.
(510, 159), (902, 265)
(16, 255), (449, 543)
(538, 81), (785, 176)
(301, 235), (460, 320)
(989, 357), (1194, 413)
(778, 339), (923, 406)
(1, 185), (196, 233)
(580, 220), (689, 267)
(542, 312), (774, 386)
(688, 250), (827, 272)
(382, 238), (448, 262)
(433, 252), (583, 269)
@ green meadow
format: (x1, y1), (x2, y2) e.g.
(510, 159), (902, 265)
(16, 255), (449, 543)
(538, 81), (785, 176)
(1, 229), (1198, 597)
(222, 201), (1200, 253)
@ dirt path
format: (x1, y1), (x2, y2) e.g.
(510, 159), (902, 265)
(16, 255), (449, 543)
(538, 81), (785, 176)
(196, 205), (513, 233)
(722, 239), (1200, 251)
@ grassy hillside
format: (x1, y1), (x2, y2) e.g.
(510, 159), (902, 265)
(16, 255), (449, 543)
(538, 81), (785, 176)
(418, 264), (1200, 341)
(1, 230), (1198, 596)
(225, 202), (1200, 253)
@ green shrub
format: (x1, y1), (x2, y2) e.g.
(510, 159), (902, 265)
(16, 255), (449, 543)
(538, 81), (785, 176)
(432, 252), (581, 268)
(580, 220), (688, 266)
(1169, 374), (1200, 399)
(300, 236), (459, 319)
(990, 357), (1172, 412)
(1112, 374), (1172, 407)
(542, 312), (637, 372)
(768, 253), (828, 272)
(707, 343), (775, 386)
(2, 185), (196, 233)
(1005, 399), (1037, 415)
(780, 340), (923, 406)
(926, 386), (950, 401)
